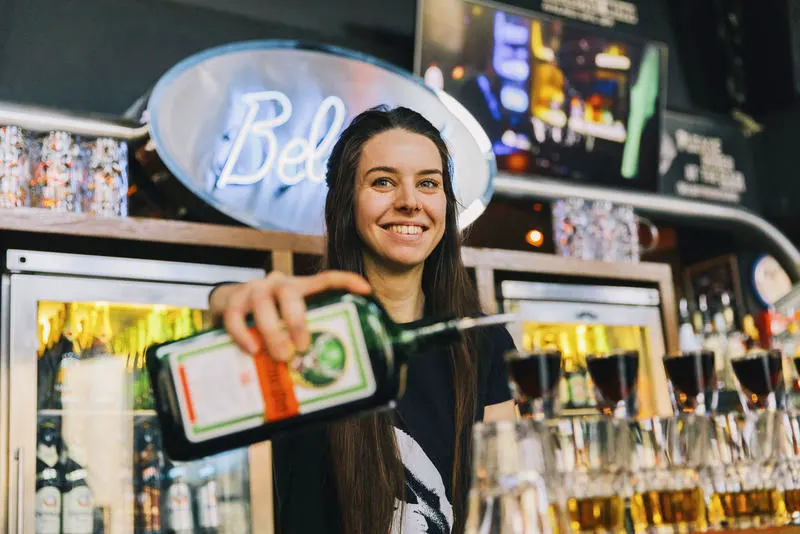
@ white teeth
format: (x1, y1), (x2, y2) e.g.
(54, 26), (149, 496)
(387, 224), (423, 235)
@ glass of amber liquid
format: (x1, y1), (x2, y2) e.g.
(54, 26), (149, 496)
(775, 411), (800, 525)
(629, 414), (709, 533)
(705, 410), (785, 529)
(466, 419), (558, 534)
(548, 415), (630, 534)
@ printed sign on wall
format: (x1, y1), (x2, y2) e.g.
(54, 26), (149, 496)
(659, 110), (758, 211)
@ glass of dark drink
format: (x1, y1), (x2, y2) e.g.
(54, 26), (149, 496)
(663, 350), (718, 414)
(586, 350), (640, 419)
(505, 349), (562, 420)
(731, 349), (784, 411)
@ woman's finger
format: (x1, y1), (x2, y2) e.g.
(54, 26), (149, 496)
(250, 284), (294, 361)
(296, 271), (371, 297)
(222, 287), (260, 355)
(275, 283), (310, 353)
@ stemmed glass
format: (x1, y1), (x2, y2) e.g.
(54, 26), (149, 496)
(585, 326), (641, 419)
(506, 348), (563, 420)
(662, 350), (718, 414)
(730, 348), (784, 411)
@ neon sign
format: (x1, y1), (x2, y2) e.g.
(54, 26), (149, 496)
(146, 41), (495, 235)
(216, 91), (347, 189)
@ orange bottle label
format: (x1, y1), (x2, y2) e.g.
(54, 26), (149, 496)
(252, 337), (300, 422)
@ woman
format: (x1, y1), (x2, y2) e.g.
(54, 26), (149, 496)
(210, 106), (516, 533)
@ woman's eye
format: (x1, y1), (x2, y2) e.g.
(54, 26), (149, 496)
(373, 177), (392, 188)
(419, 179), (440, 189)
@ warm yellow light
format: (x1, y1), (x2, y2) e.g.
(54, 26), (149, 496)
(526, 229), (544, 247)
(451, 65), (465, 80)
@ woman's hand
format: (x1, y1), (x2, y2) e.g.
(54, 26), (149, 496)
(209, 271), (371, 360)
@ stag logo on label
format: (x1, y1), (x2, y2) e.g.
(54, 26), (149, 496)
(290, 331), (347, 388)
(146, 41), (495, 235)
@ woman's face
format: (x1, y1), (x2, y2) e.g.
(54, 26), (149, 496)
(354, 128), (448, 271)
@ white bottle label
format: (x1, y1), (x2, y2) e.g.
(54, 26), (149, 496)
(38, 444), (59, 468)
(568, 373), (588, 405)
(160, 300), (378, 442)
(62, 486), (93, 534)
(35, 486), (61, 534)
(198, 480), (220, 528)
(167, 482), (194, 531)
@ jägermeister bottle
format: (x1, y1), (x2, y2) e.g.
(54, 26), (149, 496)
(146, 291), (515, 461)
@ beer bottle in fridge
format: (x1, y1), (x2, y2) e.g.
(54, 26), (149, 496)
(195, 462), (220, 534)
(53, 304), (83, 409)
(37, 309), (63, 410)
(164, 462), (193, 534)
(35, 418), (62, 534)
(83, 304), (114, 358)
(60, 443), (94, 534)
(134, 421), (163, 534)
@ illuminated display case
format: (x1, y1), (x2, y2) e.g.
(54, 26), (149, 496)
(503, 281), (664, 417)
(2, 249), (267, 534)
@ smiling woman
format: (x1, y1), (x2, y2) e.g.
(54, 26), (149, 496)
(356, 129), (448, 271)
(209, 105), (515, 534)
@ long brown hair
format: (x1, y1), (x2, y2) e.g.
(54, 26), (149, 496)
(324, 106), (480, 533)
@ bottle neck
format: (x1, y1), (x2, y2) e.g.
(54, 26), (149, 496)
(391, 313), (517, 361)
(392, 316), (462, 358)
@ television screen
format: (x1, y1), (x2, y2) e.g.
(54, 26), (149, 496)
(415, 0), (666, 191)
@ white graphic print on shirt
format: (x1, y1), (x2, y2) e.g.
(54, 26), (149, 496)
(390, 427), (453, 534)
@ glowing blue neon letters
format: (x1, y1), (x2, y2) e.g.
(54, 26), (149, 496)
(216, 91), (347, 189)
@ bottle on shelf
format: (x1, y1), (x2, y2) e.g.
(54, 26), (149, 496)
(164, 462), (194, 534)
(146, 290), (516, 460)
(557, 329), (575, 409)
(134, 421), (163, 534)
(710, 305), (737, 391)
(35, 418), (62, 534)
(692, 295), (708, 344)
(60, 441), (94, 534)
(38, 306), (65, 410)
(678, 298), (702, 352)
(83, 303), (114, 359)
(133, 318), (154, 411)
(195, 462), (221, 534)
(53, 303), (84, 409)
(561, 327), (590, 409)
(697, 294), (714, 345)
(743, 314), (762, 351)
(721, 292), (736, 333)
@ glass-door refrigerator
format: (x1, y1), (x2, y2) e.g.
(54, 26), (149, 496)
(2, 249), (267, 534)
(499, 280), (669, 418)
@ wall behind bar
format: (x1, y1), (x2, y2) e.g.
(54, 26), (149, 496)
(0, 0), (695, 116)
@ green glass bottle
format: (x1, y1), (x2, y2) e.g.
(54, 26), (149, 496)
(146, 290), (514, 461)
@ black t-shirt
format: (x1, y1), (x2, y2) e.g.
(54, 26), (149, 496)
(271, 324), (515, 533)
